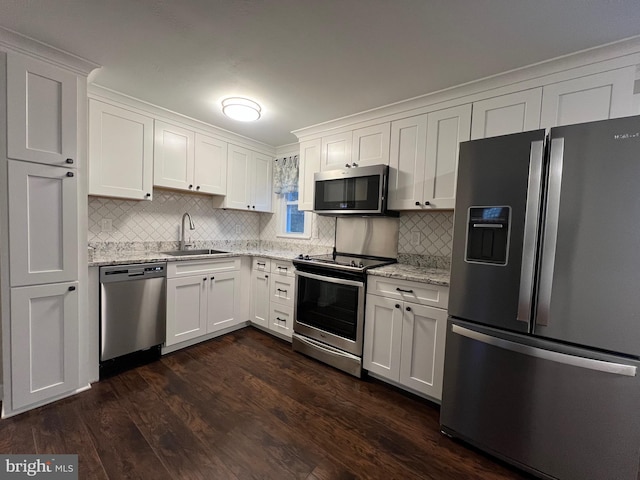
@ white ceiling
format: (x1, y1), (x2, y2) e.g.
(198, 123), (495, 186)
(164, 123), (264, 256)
(3, 0), (640, 147)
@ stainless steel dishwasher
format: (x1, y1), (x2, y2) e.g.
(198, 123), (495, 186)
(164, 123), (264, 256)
(99, 263), (167, 370)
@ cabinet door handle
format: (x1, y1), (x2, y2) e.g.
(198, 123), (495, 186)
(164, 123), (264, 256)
(66, 172), (74, 177)
(345, 163), (351, 168)
(247, 205), (251, 209)
(406, 306), (412, 312)
(415, 201), (420, 206)
(196, 186), (201, 190)
(351, 162), (358, 167)
(252, 205), (256, 209)
(65, 158), (74, 164)
(265, 275), (269, 278)
(395, 304), (400, 309)
(189, 184), (193, 189)
(210, 276), (215, 280)
(68, 286), (76, 291)
(203, 277), (207, 281)
(396, 287), (414, 293)
(145, 193), (151, 198)
(424, 201), (430, 206)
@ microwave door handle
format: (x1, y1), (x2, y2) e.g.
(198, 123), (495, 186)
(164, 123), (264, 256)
(517, 139), (544, 324)
(536, 137), (564, 328)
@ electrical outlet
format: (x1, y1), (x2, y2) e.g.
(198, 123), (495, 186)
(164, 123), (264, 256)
(235, 224), (241, 234)
(411, 230), (421, 246)
(101, 218), (113, 233)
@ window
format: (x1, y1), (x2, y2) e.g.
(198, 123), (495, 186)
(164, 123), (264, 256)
(278, 191), (311, 238)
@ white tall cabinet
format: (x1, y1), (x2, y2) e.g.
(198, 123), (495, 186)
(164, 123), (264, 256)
(1, 42), (97, 417)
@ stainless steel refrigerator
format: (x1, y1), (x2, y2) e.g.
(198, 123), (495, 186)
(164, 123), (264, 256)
(440, 115), (640, 480)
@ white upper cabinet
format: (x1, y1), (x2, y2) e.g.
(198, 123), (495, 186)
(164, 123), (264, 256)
(298, 138), (321, 211)
(352, 123), (391, 167)
(153, 120), (195, 191)
(8, 160), (78, 287)
(7, 52), (78, 167)
(389, 104), (471, 210)
(194, 133), (227, 195)
(89, 99), (154, 200)
(213, 144), (272, 212)
(321, 131), (352, 170)
(540, 67), (636, 128)
(471, 88), (542, 139)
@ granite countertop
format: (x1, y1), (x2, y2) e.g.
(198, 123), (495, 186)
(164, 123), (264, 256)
(367, 263), (450, 287)
(89, 247), (303, 267)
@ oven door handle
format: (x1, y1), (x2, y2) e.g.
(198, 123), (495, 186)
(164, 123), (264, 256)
(295, 270), (364, 288)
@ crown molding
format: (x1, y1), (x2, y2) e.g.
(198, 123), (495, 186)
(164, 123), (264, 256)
(293, 35), (640, 140)
(0, 26), (100, 76)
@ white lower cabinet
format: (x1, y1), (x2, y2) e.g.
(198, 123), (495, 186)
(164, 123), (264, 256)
(250, 258), (294, 339)
(165, 259), (241, 347)
(363, 277), (448, 401)
(10, 282), (80, 410)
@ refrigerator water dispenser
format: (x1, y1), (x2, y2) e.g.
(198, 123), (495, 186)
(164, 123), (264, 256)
(465, 206), (510, 265)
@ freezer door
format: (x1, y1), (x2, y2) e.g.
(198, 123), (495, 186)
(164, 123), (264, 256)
(449, 130), (545, 332)
(441, 319), (640, 480)
(535, 116), (640, 356)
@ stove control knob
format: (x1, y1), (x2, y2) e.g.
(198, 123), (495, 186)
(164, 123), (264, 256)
(297, 254), (304, 259)
(359, 262), (364, 268)
(304, 255), (311, 260)
(350, 260), (357, 267)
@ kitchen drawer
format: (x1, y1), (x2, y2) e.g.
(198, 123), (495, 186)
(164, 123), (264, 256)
(367, 276), (449, 309)
(253, 257), (271, 272)
(271, 260), (294, 277)
(270, 274), (294, 308)
(167, 258), (241, 278)
(269, 304), (293, 337)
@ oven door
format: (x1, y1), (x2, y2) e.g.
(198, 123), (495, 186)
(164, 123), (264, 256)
(294, 269), (365, 356)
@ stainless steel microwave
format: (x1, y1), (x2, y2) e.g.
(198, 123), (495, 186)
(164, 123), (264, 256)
(313, 164), (396, 216)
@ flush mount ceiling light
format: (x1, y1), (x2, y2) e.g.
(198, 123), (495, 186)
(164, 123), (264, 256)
(221, 97), (262, 121)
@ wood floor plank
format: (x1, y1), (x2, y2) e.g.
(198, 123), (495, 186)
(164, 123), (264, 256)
(0, 327), (533, 479)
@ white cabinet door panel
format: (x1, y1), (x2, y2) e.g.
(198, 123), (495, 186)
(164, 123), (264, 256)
(540, 67), (636, 128)
(8, 161), (78, 287)
(11, 282), (79, 410)
(399, 303), (447, 399)
(154, 121), (195, 190)
(389, 115), (428, 210)
(7, 52), (78, 167)
(471, 88), (542, 139)
(424, 104), (471, 209)
(352, 123), (390, 166)
(194, 133), (227, 195)
(224, 144), (251, 210)
(166, 276), (207, 346)
(251, 271), (270, 328)
(207, 271), (240, 333)
(252, 151), (273, 212)
(363, 295), (402, 380)
(321, 131), (352, 170)
(298, 138), (321, 211)
(89, 99), (154, 199)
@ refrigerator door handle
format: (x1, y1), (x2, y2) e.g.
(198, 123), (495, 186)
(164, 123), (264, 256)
(452, 324), (637, 376)
(517, 140), (545, 324)
(536, 137), (564, 327)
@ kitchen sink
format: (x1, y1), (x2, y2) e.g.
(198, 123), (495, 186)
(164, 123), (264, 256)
(162, 249), (228, 256)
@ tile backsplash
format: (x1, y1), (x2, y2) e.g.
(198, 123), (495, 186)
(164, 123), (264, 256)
(88, 189), (260, 244)
(88, 190), (454, 267)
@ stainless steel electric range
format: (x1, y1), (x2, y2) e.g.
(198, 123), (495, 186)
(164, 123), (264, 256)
(292, 217), (399, 377)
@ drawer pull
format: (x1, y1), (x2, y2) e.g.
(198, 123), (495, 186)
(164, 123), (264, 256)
(277, 266), (288, 271)
(396, 287), (414, 293)
(257, 262), (266, 266)
(68, 286), (76, 291)
(276, 317), (286, 323)
(277, 288), (287, 293)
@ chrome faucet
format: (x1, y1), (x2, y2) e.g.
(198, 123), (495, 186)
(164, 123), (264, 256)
(180, 212), (195, 250)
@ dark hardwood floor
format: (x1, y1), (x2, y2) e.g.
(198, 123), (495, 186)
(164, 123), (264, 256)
(0, 327), (532, 479)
